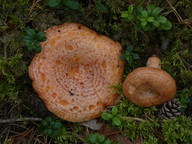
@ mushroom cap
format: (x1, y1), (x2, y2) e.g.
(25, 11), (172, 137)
(29, 23), (124, 122)
(123, 67), (176, 107)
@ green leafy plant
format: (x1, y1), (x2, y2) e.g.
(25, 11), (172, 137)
(40, 116), (63, 137)
(120, 45), (139, 64)
(88, 134), (111, 144)
(101, 106), (121, 126)
(121, 5), (134, 21)
(23, 28), (47, 53)
(48, 0), (80, 10)
(121, 5), (172, 31)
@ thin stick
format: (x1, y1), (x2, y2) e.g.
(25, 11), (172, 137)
(166, 0), (183, 22)
(30, 0), (42, 12)
(0, 117), (42, 123)
(3, 41), (8, 58)
(122, 116), (145, 122)
(144, 114), (155, 123)
(34, 138), (45, 144)
(183, 59), (192, 67)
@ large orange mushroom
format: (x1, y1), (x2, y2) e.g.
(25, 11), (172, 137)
(29, 23), (124, 122)
(123, 56), (176, 107)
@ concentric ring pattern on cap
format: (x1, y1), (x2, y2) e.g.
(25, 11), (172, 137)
(29, 23), (124, 122)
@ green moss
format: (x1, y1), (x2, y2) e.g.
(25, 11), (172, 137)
(162, 116), (192, 144)
(104, 0), (126, 14)
(0, 32), (27, 100)
(176, 0), (192, 18)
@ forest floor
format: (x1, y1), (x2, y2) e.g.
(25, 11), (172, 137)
(0, 0), (192, 144)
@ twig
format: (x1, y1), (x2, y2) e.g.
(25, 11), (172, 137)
(105, 130), (122, 136)
(166, 0), (183, 22)
(178, 19), (192, 25)
(144, 114), (155, 122)
(3, 40), (8, 58)
(30, 0), (42, 12)
(11, 128), (33, 142)
(0, 126), (11, 142)
(34, 138), (46, 144)
(122, 116), (145, 122)
(183, 59), (192, 68)
(0, 117), (42, 123)
(10, 123), (29, 130)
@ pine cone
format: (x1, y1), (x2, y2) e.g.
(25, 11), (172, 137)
(159, 99), (181, 119)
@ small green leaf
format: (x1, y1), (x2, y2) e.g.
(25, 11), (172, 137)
(45, 116), (53, 123)
(127, 5), (133, 14)
(121, 9), (134, 21)
(43, 129), (49, 135)
(48, 0), (61, 8)
(127, 45), (133, 51)
(120, 54), (126, 60)
(142, 10), (148, 17)
(34, 43), (41, 53)
(50, 121), (55, 127)
(133, 54), (139, 60)
(23, 35), (33, 42)
(41, 120), (48, 127)
(112, 117), (121, 126)
(112, 107), (118, 116)
(96, 0), (108, 13)
(53, 122), (62, 129)
(136, 5), (143, 15)
(152, 21), (160, 27)
(46, 128), (53, 135)
(26, 28), (36, 37)
(156, 16), (167, 23)
(152, 7), (161, 16)
(121, 11), (128, 18)
(52, 129), (59, 137)
(97, 135), (105, 143)
(23, 39), (33, 45)
(141, 21), (147, 26)
(107, 113), (113, 119)
(63, 0), (80, 10)
(127, 58), (133, 64)
(36, 31), (47, 42)
(101, 112), (112, 120)
(103, 139), (111, 144)
(147, 17), (154, 22)
(147, 4), (155, 15)
(136, 15), (143, 21)
(160, 21), (172, 30)
(89, 134), (97, 143)
(143, 24), (154, 31)
(27, 45), (34, 51)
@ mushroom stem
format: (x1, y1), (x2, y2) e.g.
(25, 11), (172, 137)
(146, 55), (161, 69)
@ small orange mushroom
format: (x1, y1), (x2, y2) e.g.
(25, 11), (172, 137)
(123, 56), (176, 107)
(29, 23), (124, 122)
